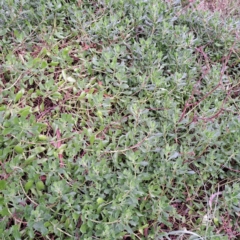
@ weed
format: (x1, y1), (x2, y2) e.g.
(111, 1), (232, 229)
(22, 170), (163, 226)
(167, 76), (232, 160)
(0, 0), (240, 239)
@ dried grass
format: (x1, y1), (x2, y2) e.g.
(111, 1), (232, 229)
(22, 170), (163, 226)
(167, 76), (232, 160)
(165, 0), (240, 18)
(189, 0), (240, 17)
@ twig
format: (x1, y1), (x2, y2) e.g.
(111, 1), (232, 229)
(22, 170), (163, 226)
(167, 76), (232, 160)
(2, 73), (24, 91)
(222, 166), (240, 173)
(75, 216), (82, 240)
(56, 227), (74, 238)
(19, 180), (38, 206)
(209, 191), (223, 209)
(94, 134), (151, 153)
(178, 43), (235, 123)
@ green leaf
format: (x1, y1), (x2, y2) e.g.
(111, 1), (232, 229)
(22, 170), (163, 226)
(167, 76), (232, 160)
(33, 221), (48, 235)
(0, 106), (6, 111)
(14, 145), (24, 154)
(0, 207), (10, 217)
(50, 61), (59, 66)
(25, 180), (34, 191)
(89, 134), (95, 145)
(38, 135), (48, 141)
(0, 180), (6, 190)
(36, 181), (45, 191)
(34, 147), (46, 154)
(40, 60), (48, 69)
(18, 106), (31, 117)
(97, 197), (105, 205)
(80, 223), (88, 234)
(23, 155), (36, 166)
(12, 225), (21, 240)
(62, 70), (67, 81)
(14, 89), (24, 102)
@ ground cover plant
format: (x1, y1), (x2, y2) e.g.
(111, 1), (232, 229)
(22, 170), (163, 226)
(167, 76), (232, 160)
(0, 0), (240, 239)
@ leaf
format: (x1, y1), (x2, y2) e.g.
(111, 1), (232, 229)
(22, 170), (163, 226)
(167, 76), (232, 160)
(78, 91), (86, 100)
(40, 60), (48, 69)
(169, 152), (180, 160)
(14, 145), (24, 154)
(51, 92), (62, 100)
(66, 76), (76, 83)
(80, 223), (88, 233)
(50, 61), (59, 66)
(119, 83), (129, 89)
(0, 180), (6, 190)
(89, 134), (95, 145)
(140, 161), (149, 166)
(12, 225), (21, 240)
(62, 70), (67, 81)
(25, 180), (34, 191)
(34, 147), (46, 154)
(57, 144), (66, 154)
(0, 207), (10, 217)
(33, 221), (48, 235)
(36, 181), (45, 191)
(0, 105), (6, 111)
(38, 135), (48, 141)
(18, 106), (31, 117)
(23, 155), (36, 166)
(15, 89), (24, 102)
(97, 197), (105, 205)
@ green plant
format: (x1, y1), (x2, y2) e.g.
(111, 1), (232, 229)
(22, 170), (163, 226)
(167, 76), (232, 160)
(0, 0), (240, 239)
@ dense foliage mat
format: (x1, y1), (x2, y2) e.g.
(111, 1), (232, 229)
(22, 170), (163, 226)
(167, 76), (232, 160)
(0, 0), (240, 239)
